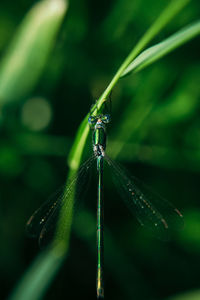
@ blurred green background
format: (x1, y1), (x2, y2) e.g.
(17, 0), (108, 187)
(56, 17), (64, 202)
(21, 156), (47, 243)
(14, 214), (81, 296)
(0, 0), (200, 299)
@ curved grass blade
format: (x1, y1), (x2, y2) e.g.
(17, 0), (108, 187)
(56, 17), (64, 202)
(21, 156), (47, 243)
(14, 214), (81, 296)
(26, 156), (95, 248)
(105, 155), (183, 240)
(121, 20), (200, 77)
(0, 0), (68, 104)
(8, 248), (64, 300)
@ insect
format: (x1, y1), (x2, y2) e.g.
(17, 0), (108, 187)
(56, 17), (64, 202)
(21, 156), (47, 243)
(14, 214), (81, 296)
(27, 106), (183, 299)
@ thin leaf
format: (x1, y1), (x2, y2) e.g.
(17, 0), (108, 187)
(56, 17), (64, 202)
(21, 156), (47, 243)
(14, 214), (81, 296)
(166, 289), (200, 300)
(121, 20), (200, 77)
(97, 0), (191, 106)
(0, 0), (68, 104)
(8, 248), (64, 300)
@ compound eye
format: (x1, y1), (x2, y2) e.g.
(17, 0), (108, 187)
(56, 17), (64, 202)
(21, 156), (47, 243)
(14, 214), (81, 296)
(88, 116), (96, 125)
(102, 114), (111, 124)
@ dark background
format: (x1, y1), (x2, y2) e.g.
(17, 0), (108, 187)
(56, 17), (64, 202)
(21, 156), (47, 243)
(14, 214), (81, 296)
(0, 0), (200, 299)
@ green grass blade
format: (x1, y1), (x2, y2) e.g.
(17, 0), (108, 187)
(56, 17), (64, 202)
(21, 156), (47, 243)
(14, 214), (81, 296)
(68, 116), (90, 170)
(0, 0), (68, 104)
(8, 248), (65, 300)
(97, 0), (191, 104)
(124, 0), (191, 62)
(122, 20), (200, 76)
(166, 289), (200, 300)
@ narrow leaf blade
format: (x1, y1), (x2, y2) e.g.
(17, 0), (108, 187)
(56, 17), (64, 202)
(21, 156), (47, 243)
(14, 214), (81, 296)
(121, 20), (200, 77)
(0, 0), (68, 104)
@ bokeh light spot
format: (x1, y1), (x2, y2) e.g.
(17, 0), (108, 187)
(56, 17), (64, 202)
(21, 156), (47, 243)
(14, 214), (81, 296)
(21, 97), (52, 131)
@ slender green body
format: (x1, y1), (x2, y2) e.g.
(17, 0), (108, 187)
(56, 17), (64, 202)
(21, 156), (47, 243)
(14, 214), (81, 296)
(91, 115), (109, 299)
(97, 156), (104, 298)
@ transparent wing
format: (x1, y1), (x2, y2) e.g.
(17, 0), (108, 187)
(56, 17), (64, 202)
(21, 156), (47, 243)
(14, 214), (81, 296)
(105, 155), (183, 241)
(26, 156), (95, 248)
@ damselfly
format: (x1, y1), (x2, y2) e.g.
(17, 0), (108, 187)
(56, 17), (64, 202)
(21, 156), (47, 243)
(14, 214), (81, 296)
(27, 110), (183, 299)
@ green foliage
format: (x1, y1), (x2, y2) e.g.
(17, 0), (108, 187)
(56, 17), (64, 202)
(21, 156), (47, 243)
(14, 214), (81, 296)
(0, 0), (68, 103)
(8, 249), (64, 300)
(121, 21), (200, 76)
(167, 289), (200, 300)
